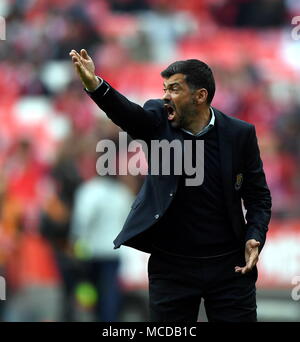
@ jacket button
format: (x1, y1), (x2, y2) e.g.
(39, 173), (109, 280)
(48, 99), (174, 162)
(169, 193), (173, 197)
(154, 214), (160, 219)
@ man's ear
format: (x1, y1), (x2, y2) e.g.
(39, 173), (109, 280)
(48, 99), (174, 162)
(195, 88), (208, 105)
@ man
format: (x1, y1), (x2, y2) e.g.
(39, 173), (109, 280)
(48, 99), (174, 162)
(69, 49), (272, 322)
(70, 174), (134, 322)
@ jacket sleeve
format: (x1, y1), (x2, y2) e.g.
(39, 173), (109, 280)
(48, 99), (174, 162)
(241, 124), (272, 252)
(85, 79), (163, 140)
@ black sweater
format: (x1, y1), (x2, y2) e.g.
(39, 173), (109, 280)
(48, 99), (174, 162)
(153, 125), (240, 257)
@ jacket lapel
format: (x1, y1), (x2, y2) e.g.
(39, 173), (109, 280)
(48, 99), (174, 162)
(214, 109), (234, 216)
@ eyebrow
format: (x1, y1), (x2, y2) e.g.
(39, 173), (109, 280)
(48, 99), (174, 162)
(163, 82), (182, 88)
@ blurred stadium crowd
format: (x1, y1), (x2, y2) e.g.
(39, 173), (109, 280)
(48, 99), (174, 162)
(0, 0), (300, 321)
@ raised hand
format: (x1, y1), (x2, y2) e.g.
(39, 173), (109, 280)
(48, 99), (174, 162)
(69, 49), (100, 91)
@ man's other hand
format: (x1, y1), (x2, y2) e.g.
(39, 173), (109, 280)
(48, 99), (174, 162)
(69, 49), (100, 91)
(235, 239), (260, 274)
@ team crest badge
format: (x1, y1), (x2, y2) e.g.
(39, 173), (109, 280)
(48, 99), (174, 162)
(235, 173), (243, 190)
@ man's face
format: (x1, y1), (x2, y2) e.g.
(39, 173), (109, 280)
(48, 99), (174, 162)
(162, 73), (198, 129)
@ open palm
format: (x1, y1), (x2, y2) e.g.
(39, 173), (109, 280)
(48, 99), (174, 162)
(69, 49), (99, 91)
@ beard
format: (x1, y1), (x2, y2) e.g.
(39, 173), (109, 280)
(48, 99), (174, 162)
(172, 103), (198, 129)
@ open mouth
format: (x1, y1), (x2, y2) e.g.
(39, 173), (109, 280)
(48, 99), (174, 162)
(164, 104), (176, 120)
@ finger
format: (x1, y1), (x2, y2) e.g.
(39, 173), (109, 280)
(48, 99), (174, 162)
(80, 49), (90, 60)
(71, 56), (82, 68)
(74, 62), (83, 73)
(69, 49), (79, 57)
(235, 265), (251, 274)
(70, 50), (83, 63)
(250, 242), (260, 250)
(235, 265), (244, 272)
(235, 266), (249, 274)
(71, 57), (85, 75)
(70, 53), (82, 66)
(71, 55), (79, 63)
(74, 50), (83, 61)
(248, 240), (260, 249)
(69, 52), (76, 60)
(236, 258), (257, 274)
(235, 266), (246, 274)
(71, 52), (84, 65)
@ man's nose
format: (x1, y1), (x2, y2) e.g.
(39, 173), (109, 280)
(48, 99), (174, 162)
(162, 91), (171, 102)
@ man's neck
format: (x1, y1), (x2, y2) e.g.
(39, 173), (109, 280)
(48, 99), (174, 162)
(184, 107), (212, 135)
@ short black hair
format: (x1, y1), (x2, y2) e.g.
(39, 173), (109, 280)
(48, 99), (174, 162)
(161, 59), (215, 104)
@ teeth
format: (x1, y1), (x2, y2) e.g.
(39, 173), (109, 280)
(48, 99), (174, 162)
(164, 104), (174, 115)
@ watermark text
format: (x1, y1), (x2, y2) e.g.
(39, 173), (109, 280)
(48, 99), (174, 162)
(291, 275), (300, 301)
(291, 16), (300, 40)
(0, 16), (6, 40)
(0, 276), (6, 300)
(96, 132), (204, 186)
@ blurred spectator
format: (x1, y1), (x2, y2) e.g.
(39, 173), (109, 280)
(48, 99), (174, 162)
(70, 174), (134, 322)
(0, 171), (22, 320)
(3, 231), (63, 322)
(259, 130), (299, 218)
(135, 1), (197, 63)
(109, 0), (151, 12)
(210, 0), (287, 27)
(39, 133), (82, 321)
(0, 139), (62, 322)
(275, 104), (300, 161)
(0, 171), (22, 269)
(4, 140), (43, 196)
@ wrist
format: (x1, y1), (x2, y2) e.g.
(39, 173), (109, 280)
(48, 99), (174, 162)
(85, 75), (101, 92)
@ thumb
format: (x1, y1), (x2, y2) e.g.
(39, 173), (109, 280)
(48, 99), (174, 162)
(250, 240), (260, 248)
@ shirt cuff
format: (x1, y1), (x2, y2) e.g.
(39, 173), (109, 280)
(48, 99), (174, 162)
(85, 77), (110, 96)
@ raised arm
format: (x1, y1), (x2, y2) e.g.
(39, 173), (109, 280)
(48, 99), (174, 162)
(69, 49), (163, 140)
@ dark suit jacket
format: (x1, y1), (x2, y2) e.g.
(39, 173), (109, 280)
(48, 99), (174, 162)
(87, 81), (272, 254)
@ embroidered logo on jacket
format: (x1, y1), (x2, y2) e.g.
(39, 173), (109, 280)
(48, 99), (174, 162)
(235, 173), (243, 191)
